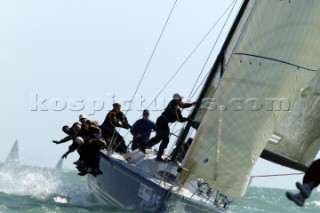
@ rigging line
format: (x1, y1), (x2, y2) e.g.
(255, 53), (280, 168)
(251, 172), (303, 178)
(147, 0), (238, 110)
(187, 0), (238, 100)
(169, 0), (238, 140)
(190, 71), (210, 99)
(171, 128), (183, 134)
(235, 53), (319, 72)
(180, 0), (238, 141)
(167, 0), (239, 154)
(189, 2), (241, 100)
(121, 0), (178, 139)
(125, 0), (179, 116)
(189, 1), (246, 100)
(171, 0), (240, 149)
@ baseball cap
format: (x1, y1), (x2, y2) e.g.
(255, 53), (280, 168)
(79, 114), (87, 120)
(173, 93), (183, 100)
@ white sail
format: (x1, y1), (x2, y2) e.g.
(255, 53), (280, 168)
(55, 158), (63, 170)
(265, 73), (320, 165)
(180, 0), (320, 198)
(5, 140), (19, 165)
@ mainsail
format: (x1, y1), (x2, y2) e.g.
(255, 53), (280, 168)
(180, 0), (320, 198)
(5, 140), (19, 165)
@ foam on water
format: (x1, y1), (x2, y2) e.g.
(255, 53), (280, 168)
(310, 200), (320, 207)
(53, 196), (69, 204)
(0, 164), (63, 200)
(0, 163), (109, 211)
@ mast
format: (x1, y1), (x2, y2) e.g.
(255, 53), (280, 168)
(171, 0), (250, 161)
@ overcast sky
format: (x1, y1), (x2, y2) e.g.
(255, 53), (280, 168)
(0, 0), (316, 190)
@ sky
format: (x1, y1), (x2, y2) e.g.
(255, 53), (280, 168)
(0, 0), (317, 190)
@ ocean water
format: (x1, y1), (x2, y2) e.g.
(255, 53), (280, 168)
(0, 164), (319, 213)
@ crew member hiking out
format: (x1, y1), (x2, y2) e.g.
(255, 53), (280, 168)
(143, 93), (196, 162)
(53, 122), (82, 145)
(100, 103), (131, 154)
(52, 122), (82, 165)
(55, 115), (106, 176)
(60, 136), (84, 166)
(79, 114), (99, 127)
(130, 109), (156, 152)
(77, 117), (106, 176)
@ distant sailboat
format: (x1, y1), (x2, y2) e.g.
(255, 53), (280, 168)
(55, 158), (63, 170)
(5, 140), (19, 165)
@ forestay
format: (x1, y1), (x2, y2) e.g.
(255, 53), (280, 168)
(180, 0), (320, 198)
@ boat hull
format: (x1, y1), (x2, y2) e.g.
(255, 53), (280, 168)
(88, 152), (169, 212)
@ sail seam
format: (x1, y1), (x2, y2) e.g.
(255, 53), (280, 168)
(235, 52), (319, 72)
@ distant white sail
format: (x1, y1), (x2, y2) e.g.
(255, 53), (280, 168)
(180, 0), (320, 199)
(55, 158), (63, 170)
(5, 140), (19, 165)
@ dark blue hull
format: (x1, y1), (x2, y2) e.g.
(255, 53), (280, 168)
(88, 152), (170, 212)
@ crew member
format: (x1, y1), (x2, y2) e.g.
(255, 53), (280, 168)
(100, 103), (131, 154)
(170, 137), (193, 163)
(130, 109), (156, 152)
(79, 114), (99, 127)
(52, 122), (82, 165)
(52, 122), (81, 144)
(143, 93), (196, 161)
(55, 115), (106, 176)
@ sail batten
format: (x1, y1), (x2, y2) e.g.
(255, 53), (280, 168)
(235, 52), (319, 71)
(180, 0), (320, 198)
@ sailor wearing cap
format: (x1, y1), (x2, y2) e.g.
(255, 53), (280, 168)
(143, 93), (196, 161)
(130, 109), (157, 152)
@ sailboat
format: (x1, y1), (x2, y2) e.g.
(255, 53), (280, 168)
(55, 158), (63, 170)
(88, 0), (320, 212)
(5, 140), (19, 165)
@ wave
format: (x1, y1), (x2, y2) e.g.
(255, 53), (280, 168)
(0, 163), (119, 212)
